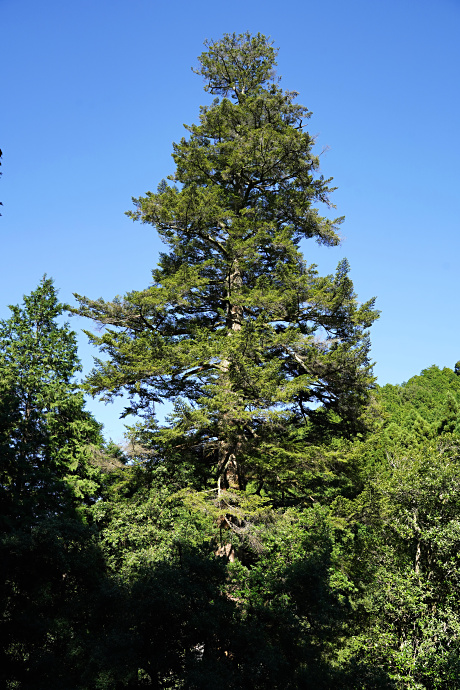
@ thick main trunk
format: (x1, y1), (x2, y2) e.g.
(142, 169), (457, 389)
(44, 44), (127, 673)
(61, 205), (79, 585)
(218, 445), (246, 492)
(217, 261), (246, 491)
(225, 260), (243, 332)
(413, 510), (421, 575)
(225, 303), (243, 332)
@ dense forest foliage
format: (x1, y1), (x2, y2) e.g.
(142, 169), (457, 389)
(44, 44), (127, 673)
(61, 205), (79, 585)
(2, 33), (460, 689)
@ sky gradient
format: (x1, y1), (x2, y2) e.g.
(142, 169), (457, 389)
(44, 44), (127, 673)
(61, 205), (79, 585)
(2, 0), (459, 441)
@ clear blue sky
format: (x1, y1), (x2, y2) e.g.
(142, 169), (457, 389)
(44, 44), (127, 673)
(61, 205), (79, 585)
(2, 0), (459, 442)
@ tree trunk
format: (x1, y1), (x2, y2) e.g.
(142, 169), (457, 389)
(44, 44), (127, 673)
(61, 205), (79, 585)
(217, 261), (245, 491)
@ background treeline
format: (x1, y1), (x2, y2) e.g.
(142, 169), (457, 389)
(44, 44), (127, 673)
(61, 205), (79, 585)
(3, 33), (460, 689)
(3, 286), (460, 689)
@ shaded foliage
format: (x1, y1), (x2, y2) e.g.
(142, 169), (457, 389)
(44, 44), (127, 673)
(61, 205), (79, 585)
(5, 32), (460, 690)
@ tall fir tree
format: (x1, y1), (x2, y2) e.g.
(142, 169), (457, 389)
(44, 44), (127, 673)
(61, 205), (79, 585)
(75, 32), (378, 494)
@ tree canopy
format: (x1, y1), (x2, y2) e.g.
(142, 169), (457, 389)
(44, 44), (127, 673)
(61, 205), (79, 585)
(75, 31), (378, 495)
(0, 277), (107, 688)
(5, 32), (460, 690)
(0, 276), (103, 521)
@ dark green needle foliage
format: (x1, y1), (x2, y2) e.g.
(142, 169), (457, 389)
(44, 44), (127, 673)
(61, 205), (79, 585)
(7, 32), (460, 690)
(0, 276), (103, 519)
(68, 33), (381, 687)
(0, 277), (105, 688)
(75, 32), (378, 494)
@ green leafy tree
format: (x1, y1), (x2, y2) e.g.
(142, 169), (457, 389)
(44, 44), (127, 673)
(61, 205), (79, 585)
(75, 32), (378, 496)
(0, 277), (105, 688)
(85, 452), (364, 688)
(329, 366), (460, 687)
(340, 442), (460, 689)
(376, 366), (460, 452)
(0, 276), (103, 519)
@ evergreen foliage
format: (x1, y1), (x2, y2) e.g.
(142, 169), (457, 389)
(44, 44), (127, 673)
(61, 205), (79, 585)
(75, 31), (378, 495)
(332, 366), (460, 687)
(0, 278), (106, 688)
(0, 276), (103, 518)
(4, 32), (460, 690)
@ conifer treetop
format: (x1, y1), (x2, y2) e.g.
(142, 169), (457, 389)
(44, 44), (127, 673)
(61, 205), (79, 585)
(194, 32), (278, 100)
(75, 33), (378, 492)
